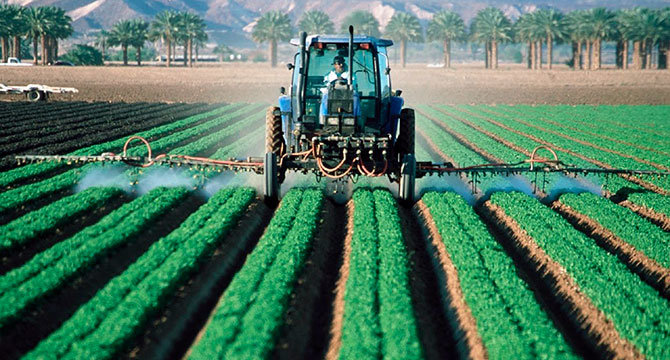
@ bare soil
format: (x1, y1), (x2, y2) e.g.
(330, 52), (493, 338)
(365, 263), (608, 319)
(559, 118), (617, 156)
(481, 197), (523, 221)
(2, 63), (670, 104)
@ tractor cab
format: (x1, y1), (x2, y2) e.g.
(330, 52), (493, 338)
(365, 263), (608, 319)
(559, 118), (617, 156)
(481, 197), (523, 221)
(265, 27), (416, 206)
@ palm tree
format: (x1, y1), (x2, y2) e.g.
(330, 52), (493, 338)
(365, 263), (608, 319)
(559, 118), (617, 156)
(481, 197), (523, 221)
(108, 19), (137, 65)
(0, 5), (24, 62)
(583, 8), (616, 70)
(129, 19), (149, 66)
(385, 12), (422, 68)
(340, 10), (380, 37)
(251, 11), (292, 68)
(564, 10), (589, 70)
(43, 6), (73, 64)
(471, 7), (512, 69)
(531, 9), (565, 69)
(427, 10), (466, 68)
(94, 30), (110, 62)
(151, 10), (179, 67)
(299, 10), (334, 35)
(179, 12), (206, 67)
(514, 12), (541, 69)
(24, 7), (47, 65)
(660, 8), (670, 69)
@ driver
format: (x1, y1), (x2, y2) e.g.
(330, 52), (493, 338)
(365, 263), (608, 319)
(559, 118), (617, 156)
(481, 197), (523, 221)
(324, 55), (350, 85)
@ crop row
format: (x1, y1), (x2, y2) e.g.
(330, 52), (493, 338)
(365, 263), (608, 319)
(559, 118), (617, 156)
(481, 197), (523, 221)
(335, 189), (422, 359)
(0, 103), (210, 170)
(471, 105), (668, 173)
(451, 105), (669, 191)
(24, 187), (254, 359)
(421, 191), (577, 359)
(496, 105), (669, 154)
(0, 186), (125, 252)
(189, 188), (323, 359)
(0, 102), (159, 140)
(0, 186), (190, 327)
(0, 103), (244, 189)
(424, 105), (670, 220)
(0, 104), (259, 214)
(488, 192), (670, 359)
(0, 102), (113, 132)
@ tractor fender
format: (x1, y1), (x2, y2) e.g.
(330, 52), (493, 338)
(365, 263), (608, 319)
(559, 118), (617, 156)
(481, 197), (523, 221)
(384, 96), (404, 142)
(278, 95), (291, 142)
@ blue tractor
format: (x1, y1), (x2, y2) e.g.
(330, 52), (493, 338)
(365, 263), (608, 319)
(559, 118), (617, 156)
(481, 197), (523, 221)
(264, 27), (416, 205)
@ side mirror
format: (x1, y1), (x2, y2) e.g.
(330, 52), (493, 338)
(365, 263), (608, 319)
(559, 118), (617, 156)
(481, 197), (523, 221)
(280, 86), (286, 95)
(286, 63), (294, 70)
(394, 89), (402, 97)
(385, 67), (391, 75)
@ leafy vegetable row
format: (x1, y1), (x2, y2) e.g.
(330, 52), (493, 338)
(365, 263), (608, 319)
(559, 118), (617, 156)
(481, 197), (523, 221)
(489, 192), (670, 359)
(0, 186), (189, 328)
(338, 189), (422, 360)
(190, 188), (323, 359)
(25, 187), (254, 359)
(423, 191), (577, 359)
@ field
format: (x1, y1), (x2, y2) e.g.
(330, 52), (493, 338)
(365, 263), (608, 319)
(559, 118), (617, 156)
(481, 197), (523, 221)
(0, 96), (668, 360)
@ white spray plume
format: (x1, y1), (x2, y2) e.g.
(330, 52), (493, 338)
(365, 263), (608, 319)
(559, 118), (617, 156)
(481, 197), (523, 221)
(416, 173), (477, 206)
(136, 167), (196, 195)
(76, 165), (133, 193)
(480, 174), (536, 203)
(546, 174), (603, 202)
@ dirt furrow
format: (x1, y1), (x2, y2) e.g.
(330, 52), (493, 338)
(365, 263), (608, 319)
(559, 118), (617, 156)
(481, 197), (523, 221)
(272, 199), (345, 360)
(479, 201), (641, 359)
(121, 198), (273, 360)
(414, 200), (487, 359)
(552, 201), (670, 298)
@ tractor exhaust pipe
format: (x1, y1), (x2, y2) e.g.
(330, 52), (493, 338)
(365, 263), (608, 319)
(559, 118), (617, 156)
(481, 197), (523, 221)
(298, 31), (307, 122)
(348, 26), (353, 86)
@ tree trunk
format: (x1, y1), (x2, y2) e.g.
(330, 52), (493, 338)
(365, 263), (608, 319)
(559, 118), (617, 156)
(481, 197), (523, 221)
(530, 41), (536, 69)
(122, 45), (128, 65)
(195, 44), (199, 65)
(270, 39), (277, 67)
(547, 35), (553, 70)
(41, 34), (46, 65)
(166, 38), (171, 67)
(492, 40), (498, 69)
(527, 41), (532, 69)
(54, 39), (59, 61)
(645, 39), (652, 70)
(632, 41), (641, 69)
(13, 36), (19, 58)
(32, 37), (38, 65)
(657, 40), (667, 69)
(183, 44), (187, 66)
(585, 40), (591, 70)
(622, 40), (629, 69)
(136, 46), (141, 66)
(188, 37), (193, 67)
(663, 40), (670, 70)
(443, 39), (451, 68)
(572, 42), (579, 70)
(537, 40), (542, 69)
(1, 37), (7, 63)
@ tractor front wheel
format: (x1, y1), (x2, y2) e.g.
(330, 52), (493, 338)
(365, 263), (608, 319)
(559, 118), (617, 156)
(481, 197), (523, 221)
(27, 90), (46, 102)
(398, 153), (416, 206)
(264, 107), (285, 205)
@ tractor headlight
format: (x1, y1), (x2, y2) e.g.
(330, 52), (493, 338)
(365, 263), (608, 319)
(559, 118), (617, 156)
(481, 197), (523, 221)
(327, 117), (339, 126)
(343, 117), (355, 126)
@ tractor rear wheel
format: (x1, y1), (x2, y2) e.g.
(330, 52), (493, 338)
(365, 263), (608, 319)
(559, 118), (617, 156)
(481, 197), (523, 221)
(396, 108), (415, 160)
(264, 106), (285, 205)
(27, 90), (45, 102)
(266, 106), (285, 155)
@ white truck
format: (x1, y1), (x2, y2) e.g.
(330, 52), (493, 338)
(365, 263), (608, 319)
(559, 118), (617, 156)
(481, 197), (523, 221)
(0, 84), (78, 101)
(0, 57), (33, 66)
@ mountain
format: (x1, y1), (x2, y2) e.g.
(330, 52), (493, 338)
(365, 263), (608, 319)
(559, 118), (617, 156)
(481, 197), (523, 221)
(4, 0), (669, 48)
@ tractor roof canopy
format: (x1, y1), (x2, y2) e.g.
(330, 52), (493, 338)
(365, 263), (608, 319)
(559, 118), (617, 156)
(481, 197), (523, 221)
(290, 35), (393, 49)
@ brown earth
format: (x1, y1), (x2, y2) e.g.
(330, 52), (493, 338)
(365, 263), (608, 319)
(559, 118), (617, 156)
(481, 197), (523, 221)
(2, 63), (670, 104)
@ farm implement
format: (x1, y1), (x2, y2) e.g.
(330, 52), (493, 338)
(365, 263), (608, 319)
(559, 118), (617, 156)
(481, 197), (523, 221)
(0, 83), (78, 102)
(13, 28), (669, 204)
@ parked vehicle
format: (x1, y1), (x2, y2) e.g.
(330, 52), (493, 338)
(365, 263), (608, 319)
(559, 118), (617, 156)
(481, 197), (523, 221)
(0, 57), (33, 67)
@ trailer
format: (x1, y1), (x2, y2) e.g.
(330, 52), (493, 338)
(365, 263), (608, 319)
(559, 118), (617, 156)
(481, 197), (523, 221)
(0, 83), (79, 102)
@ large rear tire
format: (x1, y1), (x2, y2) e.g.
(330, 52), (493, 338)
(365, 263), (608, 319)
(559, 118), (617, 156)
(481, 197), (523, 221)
(399, 153), (416, 206)
(396, 108), (415, 161)
(266, 106), (285, 155)
(27, 90), (45, 102)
